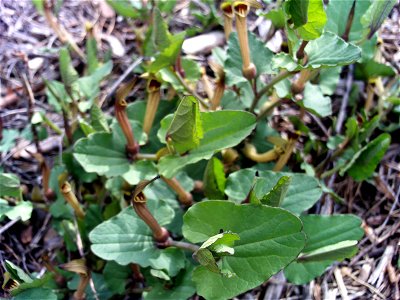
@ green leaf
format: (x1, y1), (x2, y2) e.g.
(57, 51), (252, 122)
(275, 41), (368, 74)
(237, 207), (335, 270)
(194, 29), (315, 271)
(90, 105), (110, 132)
(203, 157), (226, 200)
(183, 201), (305, 300)
(297, 0), (327, 40)
(359, 115), (380, 142)
(284, 0), (309, 27)
(298, 240), (358, 262)
(68, 272), (112, 300)
(103, 261), (131, 294)
(193, 248), (220, 274)
(225, 169), (322, 215)
(74, 132), (128, 177)
(361, 0), (397, 39)
(344, 133), (391, 181)
(301, 83), (332, 117)
(181, 58), (201, 81)
(76, 61), (113, 107)
(0, 173), (21, 198)
(326, 0), (371, 44)
(45, 80), (71, 112)
(73, 120), (145, 177)
(148, 247), (186, 277)
(273, 32), (361, 71)
(199, 232), (240, 257)
(86, 36), (99, 74)
(262, 9), (286, 28)
(59, 48), (79, 88)
(260, 176), (291, 207)
(0, 200), (33, 222)
(166, 96), (203, 154)
(32, 0), (44, 13)
(89, 200), (174, 266)
(152, 8), (171, 51)
(0, 129), (18, 153)
(106, 0), (141, 18)
(319, 66), (341, 95)
(148, 32), (185, 73)
(355, 60), (396, 80)
(122, 160), (158, 185)
(14, 288), (57, 300)
(143, 265), (196, 300)
(158, 111), (256, 177)
(225, 32), (275, 86)
(284, 214), (363, 284)
(5, 260), (33, 283)
(10, 273), (54, 297)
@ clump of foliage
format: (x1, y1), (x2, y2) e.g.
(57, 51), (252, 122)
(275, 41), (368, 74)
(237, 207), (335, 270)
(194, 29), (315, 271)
(1, 0), (398, 299)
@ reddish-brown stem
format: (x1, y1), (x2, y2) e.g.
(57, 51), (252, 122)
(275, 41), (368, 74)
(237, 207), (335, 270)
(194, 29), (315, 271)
(130, 264), (144, 282)
(73, 275), (90, 300)
(342, 0), (356, 42)
(41, 160), (55, 200)
(132, 202), (169, 243)
(115, 98), (139, 157)
(161, 176), (193, 206)
(296, 40), (309, 60)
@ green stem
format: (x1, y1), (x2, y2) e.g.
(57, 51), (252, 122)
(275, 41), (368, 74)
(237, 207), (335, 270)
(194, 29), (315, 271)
(320, 164), (342, 179)
(175, 71), (209, 109)
(250, 71), (293, 113)
(41, 113), (63, 135)
(168, 240), (200, 252)
(136, 153), (158, 161)
(256, 98), (283, 121)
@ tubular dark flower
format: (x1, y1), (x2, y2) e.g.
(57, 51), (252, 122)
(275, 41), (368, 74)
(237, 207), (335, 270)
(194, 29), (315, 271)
(143, 78), (161, 135)
(233, 1), (257, 80)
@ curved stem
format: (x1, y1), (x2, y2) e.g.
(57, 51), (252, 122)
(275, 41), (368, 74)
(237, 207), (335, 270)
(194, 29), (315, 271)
(256, 97), (283, 121)
(273, 138), (296, 172)
(242, 143), (279, 163)
(250, 71), (293, 113)
(175, 71), (209, 109)
(161, 176), (193, 206)
(61, 182), (85, 219)
(132, 202), (169, 242)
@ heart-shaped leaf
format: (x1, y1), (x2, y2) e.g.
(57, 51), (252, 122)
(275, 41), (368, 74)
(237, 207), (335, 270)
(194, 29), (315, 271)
(300, 83), (332, 117)
(158, 111), (256, 178)
(183, 201), (305, 300)
(284, 214), (363, 284)
(89, 199), (174, 266)
(73, 120), (145, 177)
(0, 173), (21, 198)
(342, 133), (391, 181)
(225, 169), (322, 215)
(273, 32), (361, 71)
